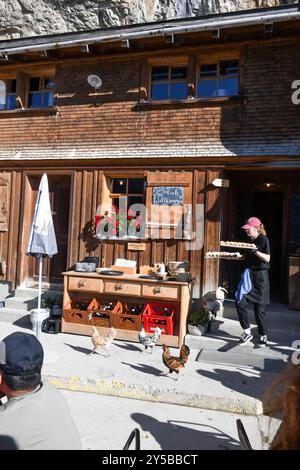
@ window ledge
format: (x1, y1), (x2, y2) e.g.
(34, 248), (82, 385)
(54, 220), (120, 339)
(0, 106), (59, 118)
(135, 95), (245, 109)
(95, 235), (147, 242)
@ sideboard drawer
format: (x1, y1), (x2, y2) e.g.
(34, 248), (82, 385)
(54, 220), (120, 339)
(142, 283), (179, 300)
(68, 277), (102, 292)
(104, 281), (141, 296)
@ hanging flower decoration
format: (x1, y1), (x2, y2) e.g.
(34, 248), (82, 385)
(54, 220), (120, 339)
(95, 205), (143, 238)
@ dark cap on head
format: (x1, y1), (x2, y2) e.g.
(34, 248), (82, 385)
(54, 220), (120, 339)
(0, 332), (44, 375)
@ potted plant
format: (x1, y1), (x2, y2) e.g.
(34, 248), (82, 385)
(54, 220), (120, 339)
(41, 294), (63, 317)
(187, 302), (212, 336)
(94, 205), (144, 239)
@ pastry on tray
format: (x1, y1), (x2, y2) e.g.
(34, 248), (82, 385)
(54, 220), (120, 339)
(220, 241), (257, 249)
(206, 251), (243, 259)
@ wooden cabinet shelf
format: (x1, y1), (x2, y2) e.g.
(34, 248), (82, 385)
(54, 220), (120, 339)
(62, 271), (192, 348)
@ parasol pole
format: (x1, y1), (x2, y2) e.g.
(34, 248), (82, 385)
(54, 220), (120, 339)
(36, 255), (43, 339)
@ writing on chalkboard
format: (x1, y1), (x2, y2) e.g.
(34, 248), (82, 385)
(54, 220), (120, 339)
(153, 187), (184, 206)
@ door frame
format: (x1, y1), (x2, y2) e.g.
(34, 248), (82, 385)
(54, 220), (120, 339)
(221, 169), (291, 302)
(18, 170), (74, 289)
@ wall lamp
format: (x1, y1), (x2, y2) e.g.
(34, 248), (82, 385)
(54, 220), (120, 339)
(121, 39), (130, 48)
(265, 23), (274, 35)
(80, 44), (90, 53)
(165, 34), (175, 44)
(212, 29), (221, 40)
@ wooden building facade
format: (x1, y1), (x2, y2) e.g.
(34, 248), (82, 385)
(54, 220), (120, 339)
(0, 4), (300, 303)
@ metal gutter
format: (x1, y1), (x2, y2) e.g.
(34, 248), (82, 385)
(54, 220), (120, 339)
(0, 5), (299, 56)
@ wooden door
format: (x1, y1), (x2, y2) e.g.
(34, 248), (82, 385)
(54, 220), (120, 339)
(27, 175), (71, 285)
(221, 172), (286, 301)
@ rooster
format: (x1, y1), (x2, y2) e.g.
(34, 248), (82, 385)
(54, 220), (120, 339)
(90, 326), (117, 356)
(138, 325), (162, 353)
(162, 344), (190, 380)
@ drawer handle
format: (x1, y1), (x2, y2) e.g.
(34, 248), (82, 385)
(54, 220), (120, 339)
(153, 286), (161, 294)
(115, 282), (122, 290)
(78, 280), (85, 288)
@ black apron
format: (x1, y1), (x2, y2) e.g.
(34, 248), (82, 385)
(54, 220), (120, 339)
(245, 269), (270, 305)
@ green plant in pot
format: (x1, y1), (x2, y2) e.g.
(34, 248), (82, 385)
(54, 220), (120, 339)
(41, 294), (54, 311)
(187, 301), (211, 335)
(41, 294), (63, 317)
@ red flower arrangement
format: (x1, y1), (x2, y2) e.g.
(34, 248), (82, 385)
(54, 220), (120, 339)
(95, 205), (143, 238)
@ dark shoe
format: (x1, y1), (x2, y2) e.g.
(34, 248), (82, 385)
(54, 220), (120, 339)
(239, 332), (253, 345)
(257, 335), (268, 347)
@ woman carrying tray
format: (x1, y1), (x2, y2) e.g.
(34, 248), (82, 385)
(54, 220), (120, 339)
(235, 217), (271, 347)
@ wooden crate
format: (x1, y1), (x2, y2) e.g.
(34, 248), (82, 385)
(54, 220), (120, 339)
(63, 297), (91, 325)
(110, 265), (137, 274)
(88, 298), (123, 327)
(113, 301), (143, 331)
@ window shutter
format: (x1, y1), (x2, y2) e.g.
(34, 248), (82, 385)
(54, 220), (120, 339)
(16, 71), (29, 109)
(146, 171), (193, 240)
(0, 180), (9, 231)
(139, 59), (150, 102)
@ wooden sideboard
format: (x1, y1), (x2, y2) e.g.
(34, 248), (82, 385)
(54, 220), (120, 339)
(289, 256), (300, 310)
(61, 271), (192, 347)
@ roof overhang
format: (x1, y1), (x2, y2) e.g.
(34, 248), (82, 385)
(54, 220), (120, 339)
(0, 3), (299, 57)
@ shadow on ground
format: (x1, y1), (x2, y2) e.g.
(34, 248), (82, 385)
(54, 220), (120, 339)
(131, 413), (241, 450)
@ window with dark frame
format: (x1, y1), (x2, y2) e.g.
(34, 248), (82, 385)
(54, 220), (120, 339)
(28, 76), (55, 108)
(198, 60), (239, 98)
(150, 65), (188, 101)
(111, 178), (146, 211)
(0, 79), (17, 110)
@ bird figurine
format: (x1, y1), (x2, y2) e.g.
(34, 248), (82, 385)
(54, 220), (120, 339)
(138, 325), (162, 353)
(90, 326), (117, 356)
(162, 344), (190, 380)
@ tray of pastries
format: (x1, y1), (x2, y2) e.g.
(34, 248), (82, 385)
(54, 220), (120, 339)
(220, 241), (257, 249)
(206, 251), (244, 260)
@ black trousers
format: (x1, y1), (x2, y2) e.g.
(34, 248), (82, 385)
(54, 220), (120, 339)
(236, 296), (268, 336)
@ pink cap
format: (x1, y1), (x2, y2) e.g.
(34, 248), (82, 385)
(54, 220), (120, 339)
(241, 217), (262, 230)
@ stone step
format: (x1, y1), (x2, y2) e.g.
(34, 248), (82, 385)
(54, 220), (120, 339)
(0, 307), (31, 328)
(223, 300), (300, 326)
(185, 314), (296, 371)
(4, 296), (38, 311)
(13, 288), (61, 300)
(186, 331), (293, 359)
(195, 348), (287, 373)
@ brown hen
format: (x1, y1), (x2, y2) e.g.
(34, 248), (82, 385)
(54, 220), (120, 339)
(162, 344), (190, 379)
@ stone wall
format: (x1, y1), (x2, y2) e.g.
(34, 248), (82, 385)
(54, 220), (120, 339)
(0, 0), (297, 40)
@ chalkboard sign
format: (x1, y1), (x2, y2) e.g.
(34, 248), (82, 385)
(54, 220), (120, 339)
(152, 186), (184, 206)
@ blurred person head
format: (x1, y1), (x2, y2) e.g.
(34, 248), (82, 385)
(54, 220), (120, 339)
(0, 332), (43, 398)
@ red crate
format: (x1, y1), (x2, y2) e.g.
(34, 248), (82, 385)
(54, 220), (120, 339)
(142, 303), (176, 335)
